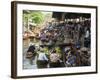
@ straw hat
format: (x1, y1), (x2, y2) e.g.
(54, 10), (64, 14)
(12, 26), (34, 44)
(65, 47), (70, 52)
(81, 47), (88, 51)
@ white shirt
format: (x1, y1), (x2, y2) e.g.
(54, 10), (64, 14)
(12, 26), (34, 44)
(85, 30), (89, 38)
(38, 52), (48, 61)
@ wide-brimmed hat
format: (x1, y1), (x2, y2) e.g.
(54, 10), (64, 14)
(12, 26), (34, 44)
(65, 47), (70, 52)
(81, 47), (88, 51)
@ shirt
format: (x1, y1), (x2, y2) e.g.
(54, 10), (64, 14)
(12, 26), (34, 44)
(67, 54), (76, 65)
(38, 53), (48, 61)
(50, 53), (60, 62)
(85, 30), (89, 38)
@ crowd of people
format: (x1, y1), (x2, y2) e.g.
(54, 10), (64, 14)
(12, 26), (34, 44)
(26, 43), (90, 68)
(38, 20), (91, 48)
(25, 19), (91, 69)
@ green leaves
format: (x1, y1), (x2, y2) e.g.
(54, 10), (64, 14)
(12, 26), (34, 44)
(30, 11), (44, 24)
(23, 10), (44, 26)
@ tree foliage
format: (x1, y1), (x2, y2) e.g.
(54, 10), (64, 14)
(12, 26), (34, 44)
(23, 10), (45, 25)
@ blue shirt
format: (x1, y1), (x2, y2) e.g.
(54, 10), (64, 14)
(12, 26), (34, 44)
(67, 54), (76, 65)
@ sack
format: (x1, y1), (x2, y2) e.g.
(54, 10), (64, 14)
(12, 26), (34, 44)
(26, 52), (33, 59)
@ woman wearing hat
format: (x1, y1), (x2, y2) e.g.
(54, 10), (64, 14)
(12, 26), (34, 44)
(37, 49), (49, 68)
(49, 50), (61, 68)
